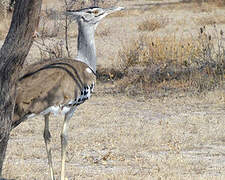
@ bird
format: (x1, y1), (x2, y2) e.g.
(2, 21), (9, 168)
(12, 6), (124, 180)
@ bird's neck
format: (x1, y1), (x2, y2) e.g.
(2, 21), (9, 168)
(76, 23), (97, 73)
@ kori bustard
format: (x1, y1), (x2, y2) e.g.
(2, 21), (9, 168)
(13, 6), (124, 180)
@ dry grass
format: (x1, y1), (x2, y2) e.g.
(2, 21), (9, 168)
(109, 9), (143, 18)
(1, 0), (225, 179)
(154, 1), (223, 13)
(187, 0), (225, 6)
(138, 16), (169, 32)
(96, 26), (111, 37)
(0, 18), (10, 40)
(3, 91), (225, 179)
(196, 15), (225, 26)
(39, 10), (62, 38)
(114, 26), (225, 96)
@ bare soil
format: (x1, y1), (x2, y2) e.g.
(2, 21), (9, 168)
(1, 0), (225, 179)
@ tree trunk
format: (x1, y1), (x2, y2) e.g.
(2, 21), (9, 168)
(0, 0), (42, 176)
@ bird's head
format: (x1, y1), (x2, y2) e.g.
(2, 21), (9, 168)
(66, 6), (124, 26)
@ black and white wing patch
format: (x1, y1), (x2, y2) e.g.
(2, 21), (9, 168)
(66, 82), (95, 107)
(76, 82), (95, 105)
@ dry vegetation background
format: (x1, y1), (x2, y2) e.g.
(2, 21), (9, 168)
(0, 0), (225, 179)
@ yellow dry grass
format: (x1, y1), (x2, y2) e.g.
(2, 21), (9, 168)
(3, 90), (225, 179)
(0, 0), (225, 179)
(195, 15), (225, 26)
(119, 35), (203, 67)
(138, 16), (169, 32)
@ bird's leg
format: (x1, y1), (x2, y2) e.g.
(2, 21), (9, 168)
(61, 107), (76, 180)
(43, 114), (55, 180)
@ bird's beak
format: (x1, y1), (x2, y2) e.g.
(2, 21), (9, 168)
(64, 10), (83, 19)
(104, 6), (125, 16)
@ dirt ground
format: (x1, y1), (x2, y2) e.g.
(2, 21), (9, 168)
(4, 89), (225, 180)
(1, 0), (225, 179)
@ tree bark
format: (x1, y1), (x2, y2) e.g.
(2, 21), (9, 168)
(0, 0), (42, 176)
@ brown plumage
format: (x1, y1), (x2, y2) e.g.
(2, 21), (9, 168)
(13, 59), (95, 126)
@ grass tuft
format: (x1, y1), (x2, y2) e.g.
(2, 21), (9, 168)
(138, 16), (169, 32)
(115, 26), (225, 96)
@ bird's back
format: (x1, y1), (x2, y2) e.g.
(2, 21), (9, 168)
(14, 58), (96, 123)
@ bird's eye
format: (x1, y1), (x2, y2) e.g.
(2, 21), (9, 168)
(86, 10), (99, 15)
(93, 10), (99, 14)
